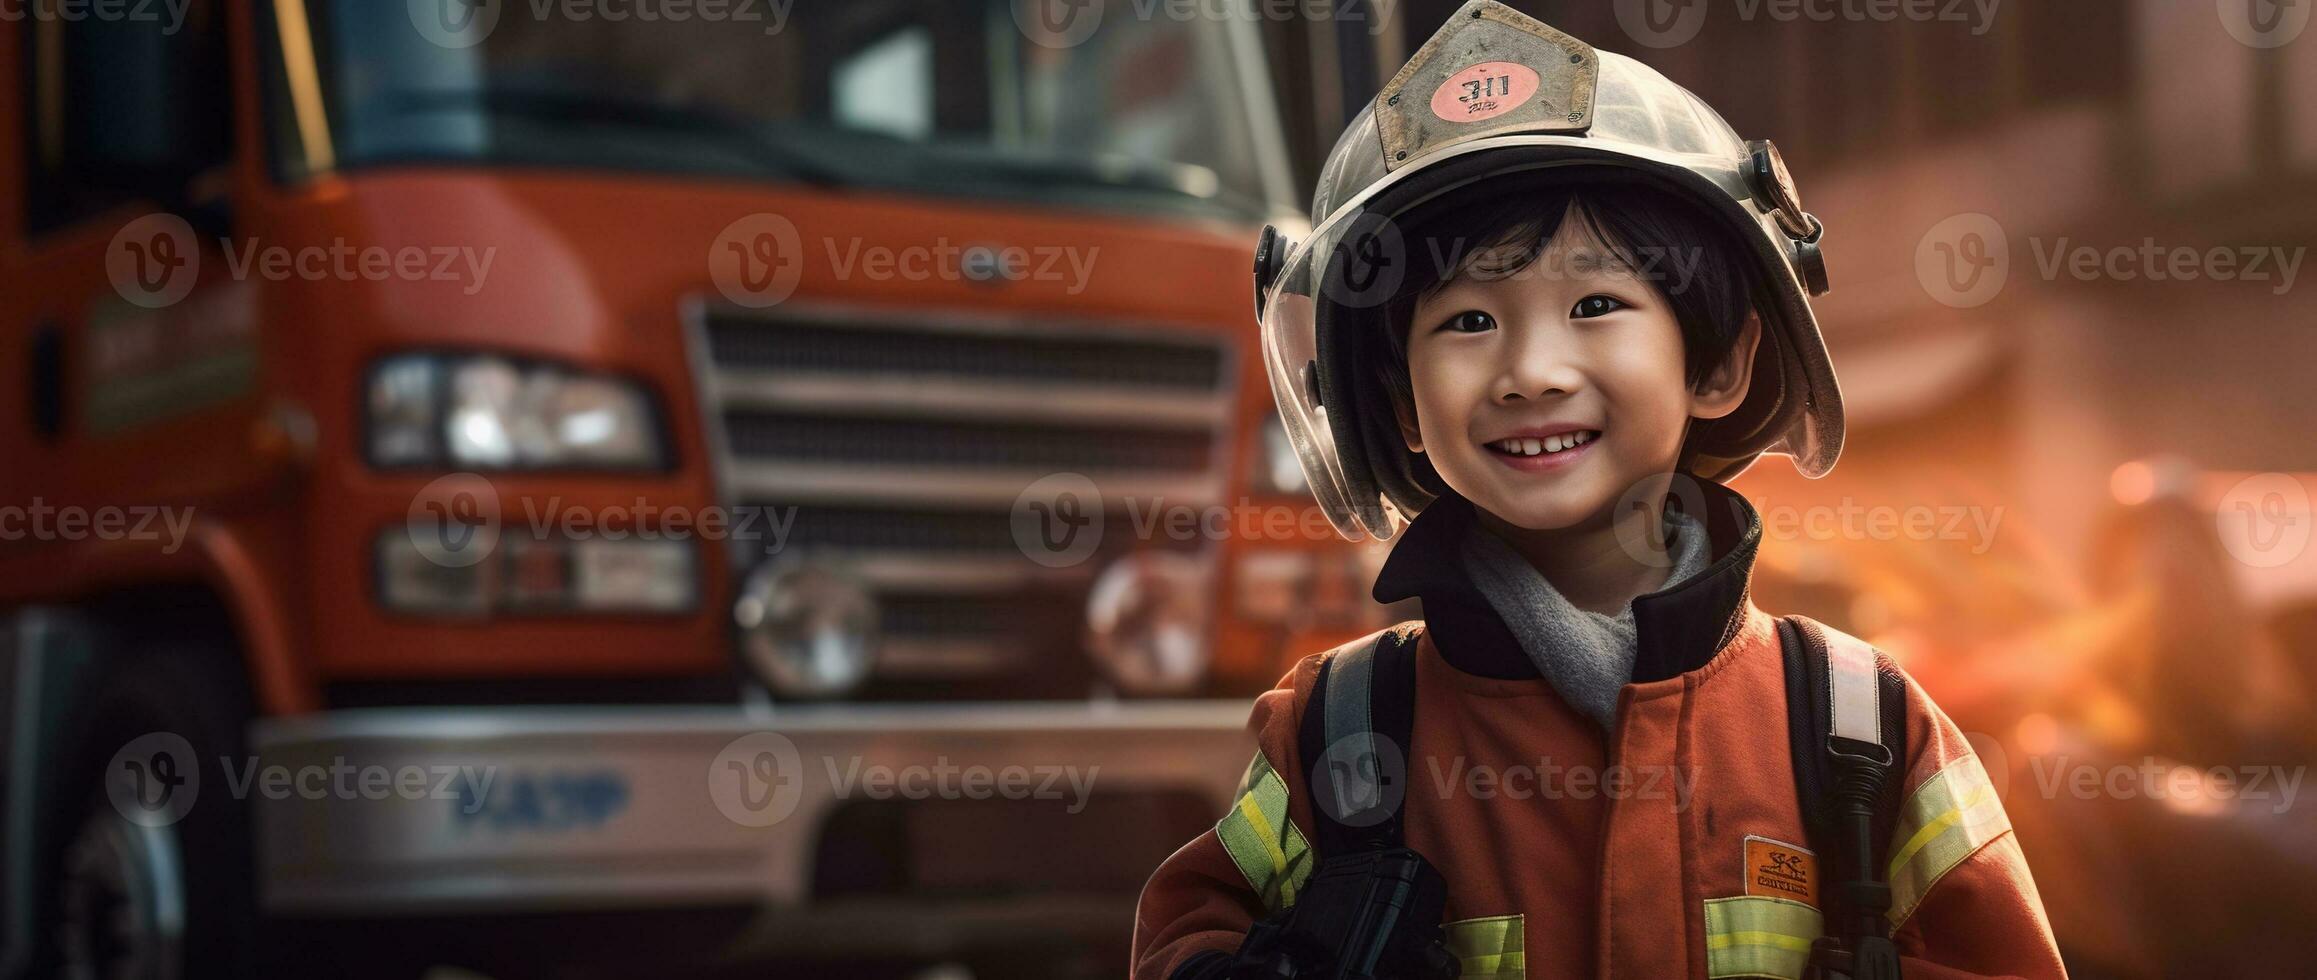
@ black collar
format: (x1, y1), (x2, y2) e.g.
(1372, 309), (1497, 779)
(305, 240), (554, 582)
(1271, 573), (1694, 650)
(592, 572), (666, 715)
(1371, 480), (1764, 683)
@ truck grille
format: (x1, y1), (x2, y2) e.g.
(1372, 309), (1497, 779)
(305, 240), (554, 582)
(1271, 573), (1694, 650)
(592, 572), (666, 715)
(693, 303), (1237, 699)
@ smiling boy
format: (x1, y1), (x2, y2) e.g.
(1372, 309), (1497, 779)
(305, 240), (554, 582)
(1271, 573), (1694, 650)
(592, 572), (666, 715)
(1131, 4), (2064, 979)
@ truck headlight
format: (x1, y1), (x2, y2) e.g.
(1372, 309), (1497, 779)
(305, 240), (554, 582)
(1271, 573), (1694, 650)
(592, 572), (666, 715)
(735, 562), (879, 699)
(367, 353), (666, 470)
(1085, 552), (1211, 695)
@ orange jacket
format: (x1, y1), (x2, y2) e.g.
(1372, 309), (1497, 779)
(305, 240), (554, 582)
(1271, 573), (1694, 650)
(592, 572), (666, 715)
(1133, 487), (2066, 979)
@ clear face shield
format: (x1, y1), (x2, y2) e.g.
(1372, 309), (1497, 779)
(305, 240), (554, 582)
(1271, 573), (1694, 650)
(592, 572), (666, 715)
(1256, 204), (1400, 543)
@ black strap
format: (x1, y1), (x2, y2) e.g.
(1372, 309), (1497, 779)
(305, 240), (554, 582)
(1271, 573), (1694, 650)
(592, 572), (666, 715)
(1778, 617), (1907, 868)
(1780, 615), (1835, 848)
(1299, 626), (1421, 858)
(1779, 615), (1908, 978)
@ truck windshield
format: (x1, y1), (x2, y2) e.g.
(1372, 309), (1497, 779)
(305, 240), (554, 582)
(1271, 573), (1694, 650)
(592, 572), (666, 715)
(288, 0), (1286, 220)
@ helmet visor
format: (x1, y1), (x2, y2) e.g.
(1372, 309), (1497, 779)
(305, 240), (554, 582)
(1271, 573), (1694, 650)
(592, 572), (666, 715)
(1258, 198), (1425, 542)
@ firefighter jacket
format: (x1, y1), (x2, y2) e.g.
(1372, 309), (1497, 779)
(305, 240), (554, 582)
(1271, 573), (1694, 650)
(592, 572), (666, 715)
(1132, 482), (2066, 979)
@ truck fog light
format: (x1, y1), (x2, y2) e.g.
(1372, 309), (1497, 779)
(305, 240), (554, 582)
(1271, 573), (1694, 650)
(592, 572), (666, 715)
(735, 562), (878, 698)
(571, 538), (696, 612)
(377, 530), (493, 615)
(377, 533), (694, 615)
(1085, 552), (1211, 695)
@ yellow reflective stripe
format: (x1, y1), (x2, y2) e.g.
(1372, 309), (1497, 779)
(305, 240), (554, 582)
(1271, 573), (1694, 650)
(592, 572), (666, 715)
(1234, 792), (1292, 889)
(1213, 753), (1312, 911)
(1886, 753), (2013, 928)
(1444, 914), (1524, 979)
(1703, 896), (1821, 979)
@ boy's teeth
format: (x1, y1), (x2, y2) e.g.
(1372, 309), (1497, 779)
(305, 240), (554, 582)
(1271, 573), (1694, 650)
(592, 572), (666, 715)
(1494, 431), (1596, 456)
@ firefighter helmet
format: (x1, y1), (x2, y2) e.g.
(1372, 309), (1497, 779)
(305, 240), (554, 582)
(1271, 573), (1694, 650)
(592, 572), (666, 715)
(1257, 0), (1842, 541)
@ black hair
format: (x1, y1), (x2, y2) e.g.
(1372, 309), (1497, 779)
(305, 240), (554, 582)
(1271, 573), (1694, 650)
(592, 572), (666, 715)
(1347, 167), (1768, 504)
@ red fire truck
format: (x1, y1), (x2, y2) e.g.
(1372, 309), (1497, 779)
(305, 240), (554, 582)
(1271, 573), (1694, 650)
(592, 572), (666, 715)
(0, 2), (1389, 975)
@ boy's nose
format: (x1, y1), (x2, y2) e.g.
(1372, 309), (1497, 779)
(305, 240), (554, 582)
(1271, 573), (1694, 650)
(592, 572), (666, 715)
(1495, 326), (1584, 402)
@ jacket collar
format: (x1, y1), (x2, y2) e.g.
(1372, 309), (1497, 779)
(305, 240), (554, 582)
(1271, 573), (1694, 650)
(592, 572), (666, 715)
(1371, 480), (1763, 683)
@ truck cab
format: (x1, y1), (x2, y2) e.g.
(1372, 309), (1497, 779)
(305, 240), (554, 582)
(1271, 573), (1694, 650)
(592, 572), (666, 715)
(0, 2), (1391, 975)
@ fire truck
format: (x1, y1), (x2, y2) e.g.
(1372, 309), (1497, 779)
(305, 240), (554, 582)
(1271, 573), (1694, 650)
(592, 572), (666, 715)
(0, 2), (1389, 975)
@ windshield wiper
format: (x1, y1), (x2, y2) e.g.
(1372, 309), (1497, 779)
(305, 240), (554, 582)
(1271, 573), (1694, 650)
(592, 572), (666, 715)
(377, 87), (851, 188)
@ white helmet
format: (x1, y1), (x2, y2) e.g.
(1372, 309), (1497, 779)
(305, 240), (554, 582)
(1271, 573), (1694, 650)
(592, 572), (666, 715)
(1256, 0), (1842, 541)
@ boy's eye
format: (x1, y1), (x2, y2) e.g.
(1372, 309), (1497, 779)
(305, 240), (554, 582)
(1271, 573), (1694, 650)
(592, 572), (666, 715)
(1437, 311), (1496, 334)
(1571, 295), (1627, 319)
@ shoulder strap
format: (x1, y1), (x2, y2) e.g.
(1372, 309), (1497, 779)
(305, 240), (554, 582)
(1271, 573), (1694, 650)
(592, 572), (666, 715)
(1779, 617), (1901, 843)
(1779, 615), (1908, 977)
(1299, 624), (1421, 858)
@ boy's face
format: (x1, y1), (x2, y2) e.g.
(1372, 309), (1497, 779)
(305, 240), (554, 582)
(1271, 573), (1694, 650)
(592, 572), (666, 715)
(1398, 214), (1759, 532)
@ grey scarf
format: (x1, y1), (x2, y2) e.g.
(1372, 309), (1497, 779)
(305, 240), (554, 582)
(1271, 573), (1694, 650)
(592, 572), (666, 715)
(1458, 510), (1714, 730)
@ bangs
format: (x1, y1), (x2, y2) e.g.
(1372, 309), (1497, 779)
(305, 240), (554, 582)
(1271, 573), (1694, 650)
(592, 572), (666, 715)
(1409, 177), (1666, 300)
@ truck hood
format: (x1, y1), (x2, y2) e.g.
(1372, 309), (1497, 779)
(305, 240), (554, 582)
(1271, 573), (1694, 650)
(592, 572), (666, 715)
(287, 168), (1265, 364)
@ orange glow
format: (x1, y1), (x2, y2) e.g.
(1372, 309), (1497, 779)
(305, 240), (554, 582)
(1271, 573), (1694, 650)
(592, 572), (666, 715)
(2014, 712), (2059, 756)
(2109, 461), (2155, 506)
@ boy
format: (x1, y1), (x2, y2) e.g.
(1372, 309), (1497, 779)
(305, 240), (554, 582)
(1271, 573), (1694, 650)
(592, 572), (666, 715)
(1131, 4), (2065, 978)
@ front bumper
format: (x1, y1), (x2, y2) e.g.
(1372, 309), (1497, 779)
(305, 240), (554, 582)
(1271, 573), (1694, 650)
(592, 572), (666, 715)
(251, 700), (1249, 926)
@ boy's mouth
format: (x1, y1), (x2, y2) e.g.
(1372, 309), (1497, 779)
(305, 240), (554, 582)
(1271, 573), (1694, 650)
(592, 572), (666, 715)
(1485, 429), (1600, 459)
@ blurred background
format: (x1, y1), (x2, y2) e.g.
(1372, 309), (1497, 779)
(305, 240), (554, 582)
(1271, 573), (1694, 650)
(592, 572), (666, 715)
(0, 0), (2312, 977)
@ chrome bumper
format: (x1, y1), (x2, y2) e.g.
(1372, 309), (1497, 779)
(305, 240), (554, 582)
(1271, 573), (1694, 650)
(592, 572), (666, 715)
(250, 700), (1249, 917)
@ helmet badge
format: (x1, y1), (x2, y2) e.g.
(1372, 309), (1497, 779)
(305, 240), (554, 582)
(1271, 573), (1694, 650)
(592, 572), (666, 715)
(1374, 1), (1599, 173)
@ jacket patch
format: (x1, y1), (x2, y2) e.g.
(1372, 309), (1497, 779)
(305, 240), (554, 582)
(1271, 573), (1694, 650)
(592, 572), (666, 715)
(1444, 913), (1524, 979)
(1742, 835), (1817, 907)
